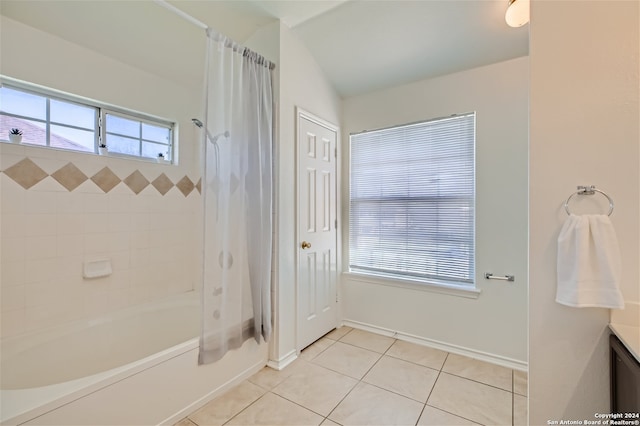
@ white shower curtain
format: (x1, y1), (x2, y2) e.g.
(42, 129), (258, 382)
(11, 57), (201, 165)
(199, 29), (274, 364)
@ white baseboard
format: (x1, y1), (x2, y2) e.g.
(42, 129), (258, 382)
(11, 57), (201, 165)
(266, 349), (298, 371)
(342, 319), (528, 372)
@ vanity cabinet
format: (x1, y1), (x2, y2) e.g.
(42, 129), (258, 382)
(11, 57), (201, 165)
(610, 334), (640, 412)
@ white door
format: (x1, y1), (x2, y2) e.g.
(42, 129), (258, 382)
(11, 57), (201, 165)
(297, 109), (339, 351)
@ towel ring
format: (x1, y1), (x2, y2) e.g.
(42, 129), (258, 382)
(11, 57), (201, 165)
(564, 186), (614, 216)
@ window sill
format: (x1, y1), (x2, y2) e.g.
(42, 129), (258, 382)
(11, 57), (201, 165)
(0, 139), (174, 165)
(341, 271), (481, 299)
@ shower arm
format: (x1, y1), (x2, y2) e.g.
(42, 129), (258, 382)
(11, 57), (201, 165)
(192, 118), (229, 145)
(193, 119), (231, 221)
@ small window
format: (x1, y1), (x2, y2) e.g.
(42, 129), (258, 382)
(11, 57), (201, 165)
(0, 86), (98, 152)
(0, 81), (174, 162)
(349, 113), (476, 287)
(103, 111), (172, 160)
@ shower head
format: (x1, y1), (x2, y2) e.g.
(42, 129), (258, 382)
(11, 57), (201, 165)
(193, 119), (229, 144)
(210, 131), (230, 144)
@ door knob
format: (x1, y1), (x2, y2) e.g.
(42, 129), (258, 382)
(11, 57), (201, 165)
(301, 241), (311, 249)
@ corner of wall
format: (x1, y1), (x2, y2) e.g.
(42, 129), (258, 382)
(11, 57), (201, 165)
(529, 0), (639, 422)
(268, 22), (342, 364)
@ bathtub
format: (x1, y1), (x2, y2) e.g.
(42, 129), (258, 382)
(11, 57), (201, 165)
(1, 291), (267, 425)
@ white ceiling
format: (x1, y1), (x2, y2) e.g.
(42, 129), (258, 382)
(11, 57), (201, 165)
(294, 0), (528, 96)
(0, 0), (528, 97)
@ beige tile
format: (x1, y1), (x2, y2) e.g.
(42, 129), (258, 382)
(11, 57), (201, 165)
(339, 329), (395, 353)
(442, 353), (513, 391)
(514, 394), (528, 426)
(189, 380), (266, 426)
(174, 417), (197, 426)
(273, 362), (358, 416)
(514, 370), (528, 396)
(91, 167), (121, 193)
(328, 382), (423, 426)
(363, 355), (438, 402)
(152, 172), (174, 195)
(300, 337), (336, 361)
(249, 359), (308, 390)
(176, 175), (195, 197)
(51, 163), (88, 191)
(320, 419), (340, 426)
(195, 178), (202, 194)
(428, 373), (512, 426)
(123, 170), (150, 194)
(4, 158), (48, 189)
(386, 340), (449, 371)
(312, 341), (381, 379)
(418, 406), (481, 425)
(227, 392), (323, 425)
(325, 326), (353, 340)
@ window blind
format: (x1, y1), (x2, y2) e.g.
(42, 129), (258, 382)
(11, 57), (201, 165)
(349, 113), (475, 286)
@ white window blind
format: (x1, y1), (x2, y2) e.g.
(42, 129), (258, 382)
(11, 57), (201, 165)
(349, 113), (475, 286)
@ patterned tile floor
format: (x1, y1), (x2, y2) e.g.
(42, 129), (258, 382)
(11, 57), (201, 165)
(175, 327), (528, 426)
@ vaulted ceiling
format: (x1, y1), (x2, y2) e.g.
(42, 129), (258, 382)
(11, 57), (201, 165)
(0, 0), (528, 97)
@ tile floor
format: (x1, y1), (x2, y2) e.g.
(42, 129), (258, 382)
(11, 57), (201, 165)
(175, 327), (528, 426)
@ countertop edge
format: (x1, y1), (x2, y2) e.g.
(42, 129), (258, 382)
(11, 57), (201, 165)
(609, 323), (640, 363)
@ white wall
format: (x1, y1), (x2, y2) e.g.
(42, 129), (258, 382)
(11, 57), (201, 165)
(341, 57), (529, 366)
(0, 12), (272, 423)
(267, 23), (343, 365)
(0, 17), (203, 174)
(529, 1), (639, 423)
(0, 16), (205, 338)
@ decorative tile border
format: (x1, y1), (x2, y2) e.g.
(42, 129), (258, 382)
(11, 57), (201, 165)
(3, 158), (48, 189)
(2, 157), (201, 196)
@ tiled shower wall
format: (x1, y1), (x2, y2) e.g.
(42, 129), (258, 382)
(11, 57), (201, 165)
(0, 142), (201, 339)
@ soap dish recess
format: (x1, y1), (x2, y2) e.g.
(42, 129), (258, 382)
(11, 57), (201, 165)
(83, 259), (112, 279)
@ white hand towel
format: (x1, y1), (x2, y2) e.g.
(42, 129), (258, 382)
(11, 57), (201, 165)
(556, 214), (624, 309)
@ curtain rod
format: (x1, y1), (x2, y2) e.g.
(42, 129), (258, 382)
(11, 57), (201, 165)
(154, 0), (275, 71)
(153, 0), (208, 31)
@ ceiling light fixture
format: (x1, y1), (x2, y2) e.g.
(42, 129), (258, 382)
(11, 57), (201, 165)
(505, 0), (530, 27)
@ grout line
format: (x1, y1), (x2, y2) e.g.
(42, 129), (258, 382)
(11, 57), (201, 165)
(415, 351), (449, 426)
(512, 389), (515, 426)
(383, 352), (442, 373)
(421, 353), (499, 425)
(512, 370), (515, 426)
(323, 377), (360, 422)
(414, 404), (427, 426)
(424, 352), (448, 404)
(307, 350), (373, 381)
(268, 358), (360, 421)
(220, 391), (270, 426)
(186, 338), (519, 426)
(438, 370), (514, 394)
(270, 390), (331, 419)
(424, 403), (486, 425)
(330, 334), (395, 355)
(324, 336), (396, 423)
(300, 339), (335, 362)
(334, 340), (389, 354)
(361, 378), (427, 405)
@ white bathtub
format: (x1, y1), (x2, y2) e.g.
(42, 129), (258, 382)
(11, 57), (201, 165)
(1, 291), (267, 425)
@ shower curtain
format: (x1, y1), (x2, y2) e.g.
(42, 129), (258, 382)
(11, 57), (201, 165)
(199, 29), (274, 365)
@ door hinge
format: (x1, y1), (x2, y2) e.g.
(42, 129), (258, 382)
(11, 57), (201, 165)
(335, 219), (338, 229)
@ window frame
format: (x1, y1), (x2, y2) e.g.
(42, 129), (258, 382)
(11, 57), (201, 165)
(101, 109), (174, 161)
(0, 77), (175, 163)
(348, 112), (477, 290)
